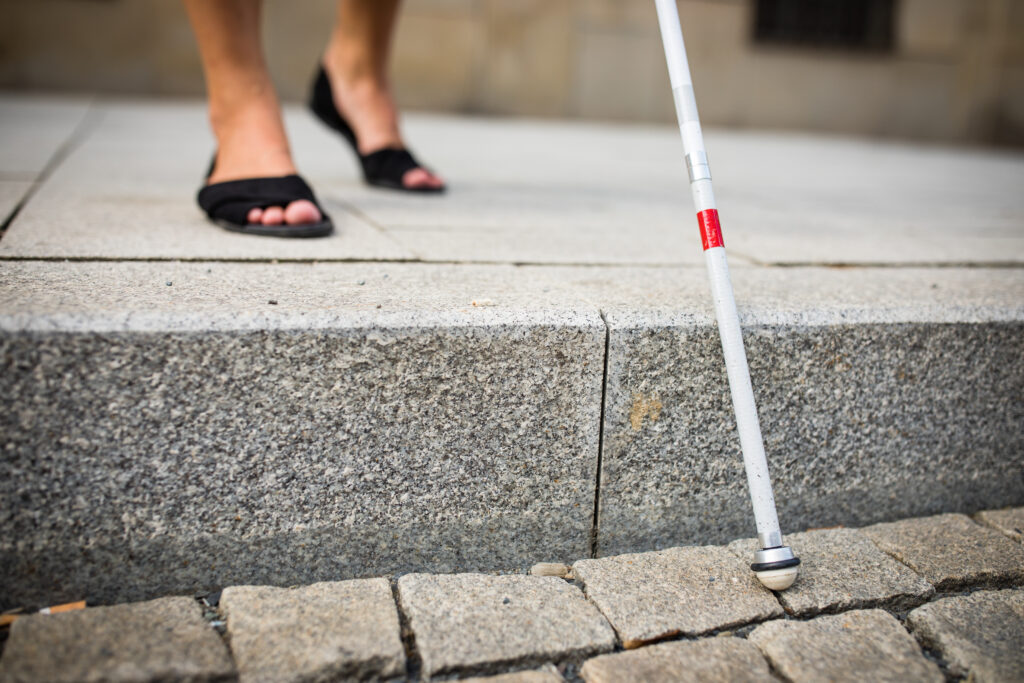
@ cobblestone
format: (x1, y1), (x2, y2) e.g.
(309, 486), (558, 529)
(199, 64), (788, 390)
(0, 596), (234, 683)
(2, 510), (1021, 681)
(729, 528), (933, 615)
(573, 546), (782, 648)
(749, 609), (942, 682)
(219, 579), (405, 683)
(397, 573), (615, 677)
(975, 506), (1024, 543)
(907, 588), (1024, 683)
(862, 513), (1024, 590)
(460, 666), (565, 682)
(580, 638), (774, 682)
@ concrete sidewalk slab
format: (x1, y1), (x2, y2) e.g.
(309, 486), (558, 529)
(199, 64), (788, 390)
(396, 573), (615, 677)
(0, 102), (411, 261)
(335, 115), (1024, 266)
(0, 94), (91, 179)
(3, 100), (1022, 266)
(0, 181), (32, 224)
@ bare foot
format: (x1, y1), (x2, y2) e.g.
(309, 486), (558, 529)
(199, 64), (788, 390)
(207, 88), (322, 226)
(322, 51), (444, 191)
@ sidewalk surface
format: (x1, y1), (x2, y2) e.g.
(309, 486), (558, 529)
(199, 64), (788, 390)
(1, 93), (1023, 612)
(1, 508), (1022, 682)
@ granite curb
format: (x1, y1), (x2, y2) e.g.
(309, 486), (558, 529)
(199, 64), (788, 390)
(3, 261), (1022, 607)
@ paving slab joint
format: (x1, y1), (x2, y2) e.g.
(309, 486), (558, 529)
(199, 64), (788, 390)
(391, 577), (423, 682)
(590, 311), (612, 560)
(0, 101), (100, 241)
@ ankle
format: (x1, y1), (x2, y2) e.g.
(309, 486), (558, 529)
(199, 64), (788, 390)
(208, 74), (279, 127)
(323, 44), (389, 94)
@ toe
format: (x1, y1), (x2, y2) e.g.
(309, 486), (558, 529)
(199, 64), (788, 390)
(284, 199), (322, 225)
(261, 206), (285, 225)
(403, 167), (445, 190)
(247, 207), (263, 224)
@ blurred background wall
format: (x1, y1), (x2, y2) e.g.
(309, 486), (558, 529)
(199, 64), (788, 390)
(1, 0), (1021, 145)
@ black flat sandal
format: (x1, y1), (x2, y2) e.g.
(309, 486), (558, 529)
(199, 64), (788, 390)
(197, 159), (334, 238)
(309, 66), (445, 193)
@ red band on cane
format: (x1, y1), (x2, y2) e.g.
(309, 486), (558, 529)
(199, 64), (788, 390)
(697, 209), (724, 250)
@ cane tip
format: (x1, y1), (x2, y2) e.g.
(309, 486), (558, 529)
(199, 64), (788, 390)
(756, 565), (799, 591)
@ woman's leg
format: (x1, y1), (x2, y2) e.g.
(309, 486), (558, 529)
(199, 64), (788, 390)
(184, 0), (320, 226)
(323, 0), (444, 190)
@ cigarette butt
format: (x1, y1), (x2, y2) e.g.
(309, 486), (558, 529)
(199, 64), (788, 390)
(39, 600), (86, 615)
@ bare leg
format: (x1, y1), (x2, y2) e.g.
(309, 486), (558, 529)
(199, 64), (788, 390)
(184, 0), (321, 226)
(323, 0), (444, 190)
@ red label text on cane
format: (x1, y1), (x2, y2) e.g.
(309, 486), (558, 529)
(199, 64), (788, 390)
(697, 209), (724, 250)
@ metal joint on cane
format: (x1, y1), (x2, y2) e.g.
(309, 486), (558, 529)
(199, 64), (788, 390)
(654, 0), (799, 591)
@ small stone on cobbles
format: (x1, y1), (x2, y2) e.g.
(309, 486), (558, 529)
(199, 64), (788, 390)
(530, 562), (570, 578)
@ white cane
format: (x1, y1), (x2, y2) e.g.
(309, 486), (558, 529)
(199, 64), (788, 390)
(654, 0), (800, 590)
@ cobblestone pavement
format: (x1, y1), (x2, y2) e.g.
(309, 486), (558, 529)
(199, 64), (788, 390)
(1, 508), (1021, 682)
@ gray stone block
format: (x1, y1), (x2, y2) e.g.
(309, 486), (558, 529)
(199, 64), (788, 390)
(0, 261), (605, 607)
(861, 513), (1024, 590)
(728, 528), (934, 615)
(0, 596), (234, 683)
(572, 546), (782, 648)
(396, 573), (615, 677)
(219, 579), (404, 683)
(748, 609), (943, 682)
(907, 589), (1024, 683)
(975, 506), (1024, 542)
(580, 638), (774, 683)
(597, 298), (1024, 555)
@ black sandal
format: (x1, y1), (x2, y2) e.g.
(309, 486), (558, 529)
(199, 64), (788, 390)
(309, 66), (445, 193)
(197, 159), (334, 238)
